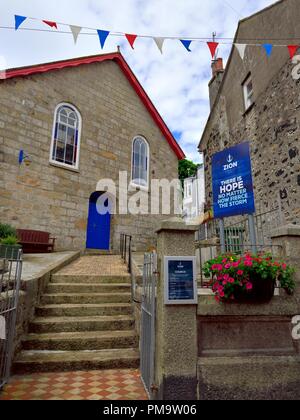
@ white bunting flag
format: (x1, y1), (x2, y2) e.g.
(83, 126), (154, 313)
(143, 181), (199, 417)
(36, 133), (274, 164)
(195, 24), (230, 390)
(235, 43), (247, 60)
(154, 37), (165, 54)
(70, 25), (82, 44)
(0, 316), (6, 340)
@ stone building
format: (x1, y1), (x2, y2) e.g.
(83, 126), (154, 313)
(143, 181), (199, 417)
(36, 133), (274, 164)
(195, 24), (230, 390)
(0, 51), (184, 252)
(199, 0), (300, 224)
(183, 165), (205, 221)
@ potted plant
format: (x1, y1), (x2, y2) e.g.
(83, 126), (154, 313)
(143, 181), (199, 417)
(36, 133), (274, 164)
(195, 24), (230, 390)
(0, 235), (22, 260)
(203, 253), (295, 303)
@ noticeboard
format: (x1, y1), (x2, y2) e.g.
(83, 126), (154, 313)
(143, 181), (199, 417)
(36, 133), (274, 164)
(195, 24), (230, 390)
(164, 257), (197, 305)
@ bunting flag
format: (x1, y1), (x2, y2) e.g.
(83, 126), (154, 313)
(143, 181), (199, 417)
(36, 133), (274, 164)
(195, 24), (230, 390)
(180, 40), (192, 52)
(43, 20), (58, 29)
(288, 45), (299, 59)
(235, 43), (247, 60)
(263, 44), (273, 57)
(97, 30), (110, 49)
(15, 15), (27, 30)
(70, 25), (82, 44)
(154, 37), (165, 54)
(207, 42), (219, 58)
(125, 34), (138, 49)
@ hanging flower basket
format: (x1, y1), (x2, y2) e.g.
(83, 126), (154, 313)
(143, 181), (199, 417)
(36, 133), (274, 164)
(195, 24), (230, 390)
(203, 253), (295, 304)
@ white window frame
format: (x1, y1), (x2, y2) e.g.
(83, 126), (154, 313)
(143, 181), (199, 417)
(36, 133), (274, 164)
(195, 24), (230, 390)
(242, 75), (254, 111)
(130, 136), (150, 191)
(49, 103), (82, 171)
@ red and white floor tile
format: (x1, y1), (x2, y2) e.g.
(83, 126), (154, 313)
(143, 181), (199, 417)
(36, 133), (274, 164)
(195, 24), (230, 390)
(0, 369), (148, 400)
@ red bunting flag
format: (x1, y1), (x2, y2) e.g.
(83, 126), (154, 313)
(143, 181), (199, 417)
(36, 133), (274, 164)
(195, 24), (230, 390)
(43, 20), (58, 29)
(288, 45), (299, 59)
(125, 34), (138, 49)
(207, 42), (219, 58)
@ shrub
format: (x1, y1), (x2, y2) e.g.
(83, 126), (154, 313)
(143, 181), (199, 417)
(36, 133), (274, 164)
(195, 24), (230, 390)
(0, 223), (16, 239)
(0, 235), (19, 246)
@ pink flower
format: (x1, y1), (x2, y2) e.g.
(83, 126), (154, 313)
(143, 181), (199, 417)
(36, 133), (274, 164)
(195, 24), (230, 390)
(228, 278), (235, 284)
(222, 259), (227, 264)
(219, 291), (225, 298)
(225, 264), (231, 269)
(246, 282), (253, 290)
(215, 295), (220, 303)
(223, 274), (230, 281)
(282, 263), (287, 270)
(223, 280), (228, 286)
(244, 261), (253, 267)
(237, 270), (244, 276)
(232, 262), (239, 268)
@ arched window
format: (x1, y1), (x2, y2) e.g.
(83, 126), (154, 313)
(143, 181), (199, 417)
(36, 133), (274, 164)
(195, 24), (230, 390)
(131, 136), (149, 188)
(50, 103), (81, 169)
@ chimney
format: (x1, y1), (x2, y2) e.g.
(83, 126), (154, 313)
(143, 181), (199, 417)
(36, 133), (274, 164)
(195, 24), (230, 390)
(209, 58), (224, 109)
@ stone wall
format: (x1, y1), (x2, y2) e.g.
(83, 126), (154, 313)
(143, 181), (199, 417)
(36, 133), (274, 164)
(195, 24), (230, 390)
(0, 59), (179, 252)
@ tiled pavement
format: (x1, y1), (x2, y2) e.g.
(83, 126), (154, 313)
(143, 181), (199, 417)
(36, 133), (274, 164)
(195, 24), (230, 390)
(0, 369), (148, 400)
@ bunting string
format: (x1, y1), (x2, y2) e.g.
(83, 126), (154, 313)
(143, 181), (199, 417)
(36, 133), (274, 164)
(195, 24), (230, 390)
(9, 14), (300, 59)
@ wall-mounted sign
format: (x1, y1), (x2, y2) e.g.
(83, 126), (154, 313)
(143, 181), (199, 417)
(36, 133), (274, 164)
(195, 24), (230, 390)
(212, 142), (255, 219)
(164, 257), (197, 305)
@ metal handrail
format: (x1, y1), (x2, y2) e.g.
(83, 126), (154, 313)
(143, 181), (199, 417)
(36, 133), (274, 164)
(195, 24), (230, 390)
(120, 233), (132, 274)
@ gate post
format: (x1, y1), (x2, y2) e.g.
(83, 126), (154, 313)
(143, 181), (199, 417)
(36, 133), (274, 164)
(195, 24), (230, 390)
(155, 218), (199, 400)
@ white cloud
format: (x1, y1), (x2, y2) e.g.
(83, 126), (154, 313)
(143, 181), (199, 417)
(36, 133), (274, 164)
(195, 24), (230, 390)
(0, 0), (275, 162)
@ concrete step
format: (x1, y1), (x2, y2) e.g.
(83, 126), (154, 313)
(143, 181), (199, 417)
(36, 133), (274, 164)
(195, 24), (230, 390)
(46, 283), (131, 294)
(29, 315), (135, 334)
(41, 293), (131, 305)
(51, 274), (131, 284)
(13, 348), (140, 374)
(23, 330), (138, 351)
(36, 303), (133, 317)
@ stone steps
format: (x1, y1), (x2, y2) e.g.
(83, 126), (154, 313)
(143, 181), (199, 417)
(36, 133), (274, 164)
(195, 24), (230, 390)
(29, 315), (135, 334)
(14, 255), (139, 374)
(36, 303), (133, 317)
(23, 330), (138, 351)
(51, 274), (131, 284)
(13, 348), (140, 374)
(41, 293), (131, 305)
(46, 283), (131, 294)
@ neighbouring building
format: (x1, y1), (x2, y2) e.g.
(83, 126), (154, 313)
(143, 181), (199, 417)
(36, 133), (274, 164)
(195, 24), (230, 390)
(183, 164), (205, 221)
(199, 0), (300, 224)
(0, 51), (185, 252)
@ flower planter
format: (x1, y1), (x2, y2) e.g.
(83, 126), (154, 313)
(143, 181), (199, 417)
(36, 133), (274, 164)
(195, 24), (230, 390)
(231, 277), (275, 303)
(0, 244), (22, 260)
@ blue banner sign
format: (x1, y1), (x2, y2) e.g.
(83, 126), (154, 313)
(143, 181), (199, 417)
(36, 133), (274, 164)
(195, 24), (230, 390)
(212, 142), (255, 218)
(164, 257), (197, 305)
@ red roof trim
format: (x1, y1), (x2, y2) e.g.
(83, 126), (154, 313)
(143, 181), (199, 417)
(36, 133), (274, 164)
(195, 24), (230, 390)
(4, 52), (185, 160)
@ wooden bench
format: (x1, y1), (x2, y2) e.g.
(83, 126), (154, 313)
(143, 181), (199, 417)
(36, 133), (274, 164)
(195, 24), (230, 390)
(17, 229), (56, 254)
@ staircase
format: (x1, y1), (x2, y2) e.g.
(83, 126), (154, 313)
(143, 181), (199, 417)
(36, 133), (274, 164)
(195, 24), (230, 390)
(14, 256), (139, 373)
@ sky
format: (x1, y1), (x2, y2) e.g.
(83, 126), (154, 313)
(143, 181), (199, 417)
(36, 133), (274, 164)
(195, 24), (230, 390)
(0, 0), (276, 162)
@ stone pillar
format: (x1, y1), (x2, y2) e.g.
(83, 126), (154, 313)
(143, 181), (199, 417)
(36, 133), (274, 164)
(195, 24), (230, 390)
(154, 218), (198, 400)
(271, 225), (300, 285)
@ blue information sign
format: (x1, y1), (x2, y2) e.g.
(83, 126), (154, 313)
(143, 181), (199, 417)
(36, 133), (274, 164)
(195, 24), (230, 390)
(212, 142), (255, 219)
(164, 257), (197, 305)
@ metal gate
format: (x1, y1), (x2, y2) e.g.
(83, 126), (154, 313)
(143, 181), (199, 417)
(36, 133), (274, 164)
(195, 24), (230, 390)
(140, 252), (157, 399)
(0, 245), (23, 390)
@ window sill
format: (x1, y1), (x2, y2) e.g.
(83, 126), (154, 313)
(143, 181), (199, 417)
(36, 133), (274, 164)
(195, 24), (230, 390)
(243, 102), (255, 117)
(129, 182), (149, 193)
(49, 161), (80, 173)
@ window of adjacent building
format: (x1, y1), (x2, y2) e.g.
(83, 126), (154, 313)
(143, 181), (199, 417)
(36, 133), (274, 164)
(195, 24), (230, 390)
(242, 75), (254, 111)
(50, 103), (82, 169)
(131, 136), (149, 189)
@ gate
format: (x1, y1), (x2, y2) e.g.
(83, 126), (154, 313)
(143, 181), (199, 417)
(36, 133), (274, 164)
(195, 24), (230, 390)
(0, 245), (23, 390)
(140, 252), (157, 399)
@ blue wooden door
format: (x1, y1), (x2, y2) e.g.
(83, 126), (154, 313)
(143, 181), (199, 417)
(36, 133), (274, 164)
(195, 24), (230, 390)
(86, 192), (111, 250)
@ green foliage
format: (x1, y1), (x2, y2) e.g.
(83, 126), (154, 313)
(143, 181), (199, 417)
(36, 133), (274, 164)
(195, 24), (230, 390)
(0, 235), (19, 246)
(203, 252), (296, 302)
(178, 159), (199, 185)
(0, 223), (16, 239)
